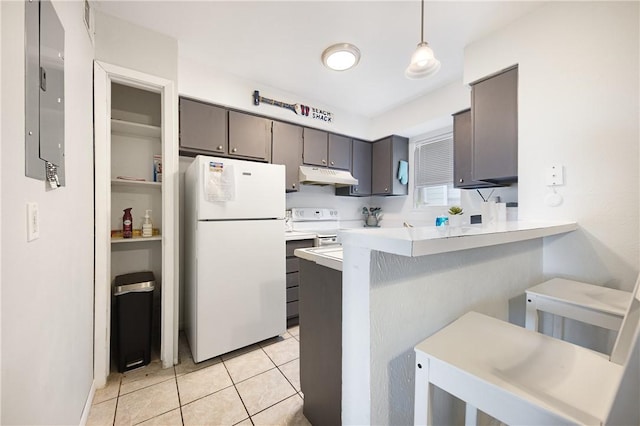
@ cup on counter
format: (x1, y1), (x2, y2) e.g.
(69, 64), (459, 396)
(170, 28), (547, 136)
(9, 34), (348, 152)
(496, 203), (507, 222)
(435, 216), (449, 227)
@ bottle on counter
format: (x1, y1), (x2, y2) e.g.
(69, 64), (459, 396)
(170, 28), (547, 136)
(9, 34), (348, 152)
(123, 208), (133, 238)
(142, 210), (153, 237)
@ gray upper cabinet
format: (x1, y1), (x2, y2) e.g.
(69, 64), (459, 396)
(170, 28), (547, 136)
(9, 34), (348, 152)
(372, 135), (408, 196)
(453, 109), (498, 189)
(228, 111), (271, 162)
(336, 138), (371, 196)
(179, 98), (227, 155)
(272, 121), (303, 192)
(471, 66), (518, 183)
(328, 134), (351, 170)
(303, 128), (328, 166)
(303, 130), (351, 170)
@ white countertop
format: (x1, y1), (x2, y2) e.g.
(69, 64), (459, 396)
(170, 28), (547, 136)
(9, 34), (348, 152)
(295, 246), (343, 271)
(339, 221), (578, 257)
(285, 231), (317, 241)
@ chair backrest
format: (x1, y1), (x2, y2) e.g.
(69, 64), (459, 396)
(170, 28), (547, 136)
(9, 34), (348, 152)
(605, 275), (640, 425)
(610, 275), (640, 365)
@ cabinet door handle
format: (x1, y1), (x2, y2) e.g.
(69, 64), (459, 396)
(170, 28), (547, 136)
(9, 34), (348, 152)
(330, 161), (335, 166)
(459, 178), (464, 183)
(385, 188), (389, 192)
(292, 183), (296, 188)
(354, 187), (358, 192)
(232, 147), (237, 153)
(217, 145), (223, 151)
(322, 159), (326, 164)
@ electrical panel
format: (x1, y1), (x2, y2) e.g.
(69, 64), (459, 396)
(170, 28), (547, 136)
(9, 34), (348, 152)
(25, 0), (65, 187)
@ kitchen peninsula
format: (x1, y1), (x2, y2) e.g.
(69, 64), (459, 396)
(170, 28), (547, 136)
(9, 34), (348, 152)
(296, 221), (577, 425)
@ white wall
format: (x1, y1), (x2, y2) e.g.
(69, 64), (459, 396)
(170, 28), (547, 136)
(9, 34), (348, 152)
(95, 11), (178, 81)
(368, 80), (469, 140)
(341, 237), (546, 425)
(359, 2), (639, 424)
(1, 1), (95, 423)
(0, 0), (3, 420)
(464, 1), (639, 291)
(179, 56), (370, 139)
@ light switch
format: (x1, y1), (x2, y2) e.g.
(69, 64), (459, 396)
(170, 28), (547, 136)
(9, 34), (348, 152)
(27, 202), (39, 241)
(546, 164), (564, 186)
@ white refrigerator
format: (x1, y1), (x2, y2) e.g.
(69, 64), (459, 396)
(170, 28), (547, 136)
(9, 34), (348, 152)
(185, 155), (286, 362)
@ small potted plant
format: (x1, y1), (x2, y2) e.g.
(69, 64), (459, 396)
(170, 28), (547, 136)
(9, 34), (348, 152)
(447, 206), (464, 227)
(362, 207), (382, 227)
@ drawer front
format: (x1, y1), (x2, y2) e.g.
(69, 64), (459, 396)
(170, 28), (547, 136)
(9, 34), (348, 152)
(286, 257), (299, 274)
(286, 239), (314, 256)
(286, 301), (299, 318)
(286, 272), (299, 288)
(286, 286), (299, 303)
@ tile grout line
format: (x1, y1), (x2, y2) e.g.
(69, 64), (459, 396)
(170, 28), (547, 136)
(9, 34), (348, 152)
(247, 392), (300, 421)
(172, 366), (186, 426)
(220, 356), (253, 424)
(237, 349), (300, 420)
(275, 358), (300, 395)
(112, 374), (122, 426)
(105, 328), (301, 425)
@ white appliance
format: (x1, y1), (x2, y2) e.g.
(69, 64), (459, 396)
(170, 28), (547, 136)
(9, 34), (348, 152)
(185, 155), (286, 362)
(289, 207), (341, 246)
(298, 165), (358, 187)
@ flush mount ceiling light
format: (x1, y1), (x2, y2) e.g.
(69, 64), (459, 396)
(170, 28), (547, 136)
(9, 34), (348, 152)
(322, 43), (361, 71)
(406, 0), (440, 79)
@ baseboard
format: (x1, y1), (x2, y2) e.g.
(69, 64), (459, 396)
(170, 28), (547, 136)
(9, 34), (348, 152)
(79, 381), (96, 425)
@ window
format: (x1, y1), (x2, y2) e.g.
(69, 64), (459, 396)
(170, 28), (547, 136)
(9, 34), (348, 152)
(414, 132), (460, 208)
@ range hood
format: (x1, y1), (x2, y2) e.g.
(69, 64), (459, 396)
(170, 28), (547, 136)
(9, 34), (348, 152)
(299, 165), (358, 187)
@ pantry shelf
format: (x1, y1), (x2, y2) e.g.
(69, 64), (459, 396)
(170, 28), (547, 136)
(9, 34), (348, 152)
(111, 119), (161, 138)
(111, 235), (162, 244)
(111, 179), (162, 189)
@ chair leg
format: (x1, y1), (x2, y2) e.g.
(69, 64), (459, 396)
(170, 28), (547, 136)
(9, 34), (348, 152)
(465, 403), (478, 426)
(414, 354), (432, 425)
(525, 295), (539, 331)
(552, 315), (565, 339)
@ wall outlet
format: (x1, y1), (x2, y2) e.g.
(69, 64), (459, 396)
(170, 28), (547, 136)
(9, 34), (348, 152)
(27, 202), (39, 241)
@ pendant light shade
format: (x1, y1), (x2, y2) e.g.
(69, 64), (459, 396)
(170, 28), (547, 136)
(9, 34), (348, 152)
(406, 0), (440, 79)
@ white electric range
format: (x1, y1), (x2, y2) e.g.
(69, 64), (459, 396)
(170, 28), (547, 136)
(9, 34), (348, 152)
(287, 207), (341, 246)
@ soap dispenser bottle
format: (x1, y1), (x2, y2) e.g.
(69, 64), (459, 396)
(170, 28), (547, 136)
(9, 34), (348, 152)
(142, 210), (153, 238)
(123, 208), (133, 238)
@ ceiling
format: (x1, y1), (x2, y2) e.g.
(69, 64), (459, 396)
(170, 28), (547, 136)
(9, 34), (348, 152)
(92, 1), (544, 118)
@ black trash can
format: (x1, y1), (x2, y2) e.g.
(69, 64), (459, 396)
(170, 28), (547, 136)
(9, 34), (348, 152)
(114, 271), (155, 372)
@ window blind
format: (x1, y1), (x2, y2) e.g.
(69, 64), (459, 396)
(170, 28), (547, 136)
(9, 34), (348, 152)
(415, 136), (453, 186)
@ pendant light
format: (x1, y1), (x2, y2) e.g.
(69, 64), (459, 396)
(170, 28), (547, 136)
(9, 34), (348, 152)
(405, 0), (440, 79)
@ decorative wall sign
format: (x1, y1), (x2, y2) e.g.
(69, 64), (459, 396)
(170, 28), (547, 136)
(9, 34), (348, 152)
(253, 90), (333, 123)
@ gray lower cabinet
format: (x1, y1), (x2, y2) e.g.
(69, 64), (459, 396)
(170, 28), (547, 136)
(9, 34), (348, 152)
(372, 135), (408, 196)
(328, 134), (351, 170)
(471, 65), (518, 183)
(272, 121), (303, 192)
(299, 259), (342, 426)
(303, 128), (328, 166)
(285, 239), (314, 324)
(336, 138), (371, 196)
(179, 98), (227, 155)
(228, 111), (272, 162)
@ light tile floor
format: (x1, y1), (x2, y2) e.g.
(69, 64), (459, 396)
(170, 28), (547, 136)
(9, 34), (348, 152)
(88, 325), (310, 426)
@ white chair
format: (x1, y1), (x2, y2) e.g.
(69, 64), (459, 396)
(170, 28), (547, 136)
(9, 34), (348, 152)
(414, 276), (640, 425)
(525, 278), (632, 339)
